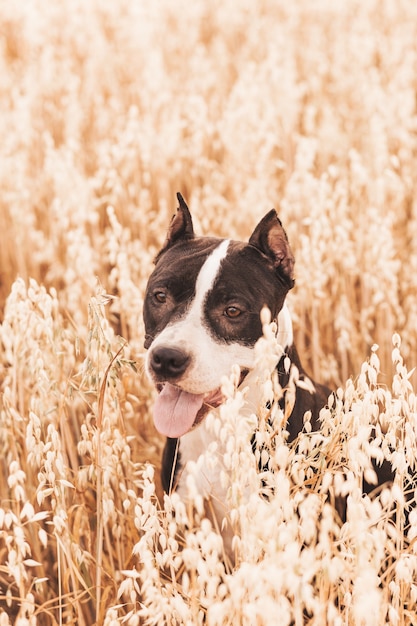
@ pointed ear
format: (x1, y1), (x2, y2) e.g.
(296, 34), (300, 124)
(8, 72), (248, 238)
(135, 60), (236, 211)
(156, 193), (194, 260)
(249, 210), (295, 288)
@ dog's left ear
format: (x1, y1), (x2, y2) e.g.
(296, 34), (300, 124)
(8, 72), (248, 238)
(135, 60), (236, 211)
(155, 193), (195, 260)
(249, 210), (295, 288)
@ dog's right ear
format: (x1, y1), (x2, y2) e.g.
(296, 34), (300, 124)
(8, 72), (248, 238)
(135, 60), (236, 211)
(249, 210), (295, 289)
(155, 193), (195, 260)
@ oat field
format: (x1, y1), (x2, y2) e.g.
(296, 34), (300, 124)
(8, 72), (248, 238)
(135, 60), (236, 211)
(1, 1), (417, 624)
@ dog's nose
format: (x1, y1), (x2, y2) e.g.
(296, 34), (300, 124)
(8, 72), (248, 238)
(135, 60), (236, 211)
(150, 347), (190, 379)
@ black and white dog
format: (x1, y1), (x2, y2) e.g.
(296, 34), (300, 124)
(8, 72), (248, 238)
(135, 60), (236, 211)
(143, 194), (331, 507)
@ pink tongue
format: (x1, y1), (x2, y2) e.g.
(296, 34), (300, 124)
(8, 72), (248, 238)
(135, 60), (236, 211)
(153, 383), (205, 438)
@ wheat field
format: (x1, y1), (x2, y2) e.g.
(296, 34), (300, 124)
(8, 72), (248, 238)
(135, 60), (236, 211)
(1, 0), (417, 624)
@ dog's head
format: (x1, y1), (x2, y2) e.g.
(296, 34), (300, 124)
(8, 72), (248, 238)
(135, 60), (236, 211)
(143, 193), (295, 438)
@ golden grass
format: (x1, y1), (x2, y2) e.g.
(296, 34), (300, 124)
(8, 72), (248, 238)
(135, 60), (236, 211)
(1, 0), (417, 623)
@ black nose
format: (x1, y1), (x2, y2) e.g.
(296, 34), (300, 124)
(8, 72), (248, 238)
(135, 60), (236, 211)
(150, 347), (190, 379)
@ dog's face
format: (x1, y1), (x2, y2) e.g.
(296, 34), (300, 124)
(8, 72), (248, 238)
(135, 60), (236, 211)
(143, 194), (295, 438)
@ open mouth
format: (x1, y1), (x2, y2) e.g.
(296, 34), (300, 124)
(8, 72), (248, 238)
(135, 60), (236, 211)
(153, 370), (249, 438)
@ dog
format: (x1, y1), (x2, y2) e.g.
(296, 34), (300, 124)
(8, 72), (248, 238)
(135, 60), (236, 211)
(143, 193), (334, 517)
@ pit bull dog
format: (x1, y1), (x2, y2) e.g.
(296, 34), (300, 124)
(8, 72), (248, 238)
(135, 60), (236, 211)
(143, 194), (331, 504)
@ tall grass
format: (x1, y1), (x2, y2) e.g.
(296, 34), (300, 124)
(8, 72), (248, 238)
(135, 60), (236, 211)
(0, 0), (417, 623)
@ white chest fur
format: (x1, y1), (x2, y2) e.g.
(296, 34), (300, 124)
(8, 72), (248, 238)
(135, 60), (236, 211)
(177, 419), (230, 526)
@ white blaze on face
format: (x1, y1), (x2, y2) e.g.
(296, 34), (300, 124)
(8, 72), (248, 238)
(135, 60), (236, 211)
(192, 238), (231, 317)
(146, 239), (256, 395)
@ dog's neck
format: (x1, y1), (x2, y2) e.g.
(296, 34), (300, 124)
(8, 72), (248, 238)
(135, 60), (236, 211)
(233, 305), (293, 422)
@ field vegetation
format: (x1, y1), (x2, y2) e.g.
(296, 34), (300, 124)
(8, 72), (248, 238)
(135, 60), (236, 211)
(1, 0), (417, 624)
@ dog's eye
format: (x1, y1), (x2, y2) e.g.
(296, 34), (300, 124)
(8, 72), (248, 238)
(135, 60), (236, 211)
(154, 291), (167, 304)
(225, 306), (242, 318)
